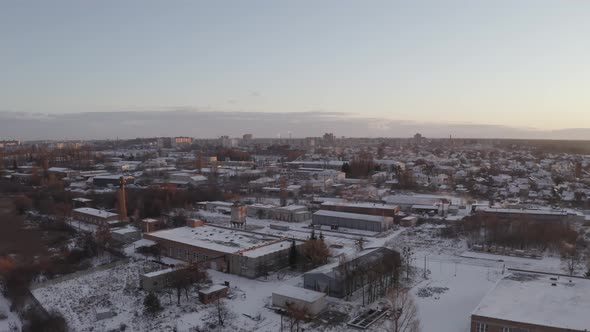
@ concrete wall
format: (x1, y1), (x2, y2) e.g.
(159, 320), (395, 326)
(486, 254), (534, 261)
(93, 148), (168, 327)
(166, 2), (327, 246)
(140, 270), (175, 292)
(272, 293), (327, 316)
(143, 234), (228, 271)
(227, 243), (295, 278)
(312, 213), (391, 232)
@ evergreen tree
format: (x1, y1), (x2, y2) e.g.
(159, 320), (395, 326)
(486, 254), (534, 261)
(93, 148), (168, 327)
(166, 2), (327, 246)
(310, 228), (317, 240)
(144, 292), (162, 315)
(319, 231), (325, 241)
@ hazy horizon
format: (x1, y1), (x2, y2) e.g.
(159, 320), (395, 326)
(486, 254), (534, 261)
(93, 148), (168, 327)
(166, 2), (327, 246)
(2, 110), (590, 141)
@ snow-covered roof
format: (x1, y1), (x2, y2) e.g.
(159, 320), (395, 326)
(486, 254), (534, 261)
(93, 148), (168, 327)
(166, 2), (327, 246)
(199, 284), (228, 295)
(112, 225), (139, 235)
(479, 207), (569, 216)
(273, 285), (325, 303)
(143, 268), (175, 278)
(72, 197), (93, 202)
(472, 272), (590, 330)
(313, 210), (390, 222)
(147, 225), (282, 254)
(240, 241), (291, 258)
(321, 201), (398, 210)
(73, 207), (118, 219)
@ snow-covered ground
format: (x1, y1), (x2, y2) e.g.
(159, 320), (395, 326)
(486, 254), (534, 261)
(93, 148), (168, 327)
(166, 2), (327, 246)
(0, 294), (21, 332)
(29, 214), (579, 332)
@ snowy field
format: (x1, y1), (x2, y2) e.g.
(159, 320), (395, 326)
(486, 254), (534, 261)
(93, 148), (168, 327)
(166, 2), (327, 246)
(29, 216), (579, 332)
(0, 294), (21, 332)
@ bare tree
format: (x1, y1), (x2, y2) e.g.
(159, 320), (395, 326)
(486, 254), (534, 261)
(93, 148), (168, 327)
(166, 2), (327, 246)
(284, 302), (309, 332)
(562, 243), (583, 276)
(216, 296), (229, 326)
(383, 288), (420, 332)
(401, 246), (414, 281)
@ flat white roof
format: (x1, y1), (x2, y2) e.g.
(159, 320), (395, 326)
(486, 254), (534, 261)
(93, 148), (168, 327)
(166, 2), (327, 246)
(472, 272), (590, 330)
(321, 201), (398, 210)
(240, 240), (291, 258)
(479, 207), (569, 216)
(72, 198), (93, 202)
(147, 225), (280, 254)
(199, 284), (228, 295)
(143, 268), (175, 278)
(73, 207), (118, 219)
(273, 285), (325, 303)
(313, 210), (390, 222)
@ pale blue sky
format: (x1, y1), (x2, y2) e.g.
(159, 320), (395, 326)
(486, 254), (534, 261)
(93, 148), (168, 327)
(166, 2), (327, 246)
(1, 0), (589, 130)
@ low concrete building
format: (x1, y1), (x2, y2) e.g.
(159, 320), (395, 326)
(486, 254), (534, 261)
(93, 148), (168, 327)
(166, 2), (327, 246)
(247, 204), (312, 223)
(320, 201), (399, 218)
(400, 216), (418, 227)
(272, 285), (327, 316)
(140, 268), (175, 291)
(72, 207), (119, 226)
(205, 201), (234, 214)
(111, 225), (141, 243)
(144, 224), (303, 278)
(471, 271), (590, 332)
(312, 210), (393, 232)
(198, 284), (229, 304)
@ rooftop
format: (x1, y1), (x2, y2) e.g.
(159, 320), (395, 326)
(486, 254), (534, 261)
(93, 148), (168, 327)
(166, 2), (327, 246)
(313, 210), (391, 222)
(199, 284), (228, 295)
(73, 207), (118, 219)
(472, 272), (590, 330)
(147, 225), (281, 254)
(321, 201), (398, 210)
(273, 285), (326, 303)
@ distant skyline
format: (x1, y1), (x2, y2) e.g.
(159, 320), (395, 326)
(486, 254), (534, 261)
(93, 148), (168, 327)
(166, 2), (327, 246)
(1, 1), (590, 133)
(3, 110), (590, 141)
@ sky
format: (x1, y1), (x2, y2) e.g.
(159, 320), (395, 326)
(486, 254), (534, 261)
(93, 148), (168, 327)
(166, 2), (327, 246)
(1, 0), (590, 138)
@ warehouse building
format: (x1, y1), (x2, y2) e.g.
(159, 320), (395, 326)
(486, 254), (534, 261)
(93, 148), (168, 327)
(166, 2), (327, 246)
(72, 207), (120, 226)
(312, 210), (393, 232)
(247, 204), (312, 223)
(319, 201), (399, 218)
(144, 224), (303, 278)
(272, 285), (327, 316)
(471, 271), (590, 332)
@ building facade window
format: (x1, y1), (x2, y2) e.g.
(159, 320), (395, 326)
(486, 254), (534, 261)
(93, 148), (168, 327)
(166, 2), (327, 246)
(501, 328), (512, 332)
(475, 322), (488, 332)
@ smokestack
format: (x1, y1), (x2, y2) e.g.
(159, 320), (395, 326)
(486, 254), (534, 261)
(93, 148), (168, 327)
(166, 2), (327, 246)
(118, 176), (127, 221)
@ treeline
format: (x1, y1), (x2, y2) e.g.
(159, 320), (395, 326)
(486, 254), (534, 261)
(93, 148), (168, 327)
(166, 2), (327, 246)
(87, 186), (225, 219)
(338, 250), (400, 305)
(460, 215), (578, 250)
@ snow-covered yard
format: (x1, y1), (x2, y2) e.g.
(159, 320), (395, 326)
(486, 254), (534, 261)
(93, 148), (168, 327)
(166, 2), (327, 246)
(0, 294), (21, 332)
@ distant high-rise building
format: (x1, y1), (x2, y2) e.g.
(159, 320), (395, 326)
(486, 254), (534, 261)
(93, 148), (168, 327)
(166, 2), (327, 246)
(243, 134), (253, 140)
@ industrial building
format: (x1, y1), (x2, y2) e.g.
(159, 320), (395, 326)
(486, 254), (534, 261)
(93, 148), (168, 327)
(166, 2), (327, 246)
(143, 224), (303, 278)
(471, 271), (590, 332)
(247, 204), (312, 223)
(72, 207), (120, 226)
(312, 210), (393, 232)
(319, 201), (399, 218)
(272, 285), (327, 316)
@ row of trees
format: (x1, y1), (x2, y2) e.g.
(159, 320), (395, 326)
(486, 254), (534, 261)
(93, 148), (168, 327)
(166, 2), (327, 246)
(338, 249), (401, 305)
(461, 215), (578, 251)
